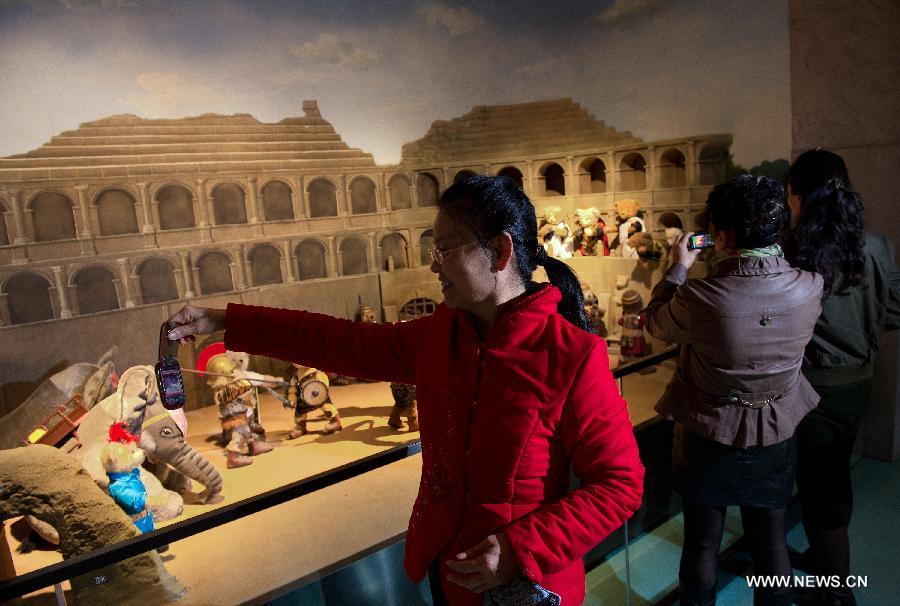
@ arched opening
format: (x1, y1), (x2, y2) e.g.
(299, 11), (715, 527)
(658, 211), (684, 230)
(659, 148), (687, 188)
(96, 189), (139, 236)
(699, 142), (729, 185)
(416, 173), (439, 207)
(4, 272), (54, 324)
(388, 175), (412, 210)
(295, 240), (327, 280)
(156, 185), (195, 230)
(419, 229), (434, 265)
(400, 297), (438, 320)
(380, 233), (408, 271)
(453, 169), (478, 183)
(0, 202), (8, 245)
(197, 252), (234, 294)
(350, 177), (377, 215)
(31, 192), (76, 242)
(73, 266), (119, 315)
(619, 153), (647, 191)
(261, 181), (294, 221)
(248, 244), (283, 286)
(211, 183), (247, 225)
(138, 258), (179, 304)
(540, 163), (566, 196)
(579, 158), (607, 194)
(308, 179), (338, 218)
(339, 238), (368, 275)
(497, 166), (524, 189)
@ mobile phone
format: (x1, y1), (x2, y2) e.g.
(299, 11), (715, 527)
(156, 322), (187, 410)
(688, 233), (714, 250)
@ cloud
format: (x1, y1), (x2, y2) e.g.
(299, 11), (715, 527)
(595, 0), (671, 29)
(290, 33), (382, 72)
(417, 2), (483, 36)
(2, 0), (163, 13)
(120, 72), (215, 117)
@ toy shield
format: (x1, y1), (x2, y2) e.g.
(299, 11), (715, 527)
(300, 377), (329, 406)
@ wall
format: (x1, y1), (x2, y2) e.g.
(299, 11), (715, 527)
(790, 0), (900, 459)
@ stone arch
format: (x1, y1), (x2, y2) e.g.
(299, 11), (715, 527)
(295, 239), (327, 280)
(211, 182), (247, 225)
(95, 187), (140, 236)
(261, 180), (294, 221)
(29, 191), (77, 242)
(399, 297), (438, 320)
(72, 265), (119, 315)
(388, 174), (412, 210)
(349, 176), (377, 215)
(339, 237), (368, 275)
(579, 157), (607, 194)
(197, 251), (234, 294)
(539, 162), (566, 196)
(419, 229), (434, 265)
(0, 200), (8, 245)
(416, 173), (439, 207)
(659, 148), (687, 188)
(307, 178), (338, 218)
(136, 257), (179, 304)
(619, 153), (647, 191)
(155, 184), (196, 230)
(2, 271), (54, 324)
(453, 169), (478, 183)
(248, 243), (283, 286)
(380, 232), (408, 271)
(657, 211), (684, 231)
(497, 166), (524, 189)
(699, 142), (729, 185)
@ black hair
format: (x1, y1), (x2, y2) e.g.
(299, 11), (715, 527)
(785, 148), (865, 294)
(705, 174), (788, 249)
(437, 175), (589, 332)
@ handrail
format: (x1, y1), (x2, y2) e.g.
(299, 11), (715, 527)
(0, 441), (422, 602)
(1, 345), (680, 602)
(612, 346), (678, 379)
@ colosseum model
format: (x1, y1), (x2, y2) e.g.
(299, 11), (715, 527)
(0, 98), (730, 412)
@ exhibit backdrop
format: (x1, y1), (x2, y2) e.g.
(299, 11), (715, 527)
(0, 0), (791, 415)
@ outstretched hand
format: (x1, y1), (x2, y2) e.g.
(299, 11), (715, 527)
(445, 533), (517, 594)
(166, 305), (226, 344)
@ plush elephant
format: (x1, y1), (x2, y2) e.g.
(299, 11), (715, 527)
(76, 365), (224, 520)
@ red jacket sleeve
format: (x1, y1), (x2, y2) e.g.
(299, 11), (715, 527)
(502, 340), (644, 581)
(223, 303), (427, 384)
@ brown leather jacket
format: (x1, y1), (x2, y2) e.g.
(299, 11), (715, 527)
(646, 256), (823, 447)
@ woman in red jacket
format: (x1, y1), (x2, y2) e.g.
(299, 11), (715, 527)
(167, 176), (644, 605)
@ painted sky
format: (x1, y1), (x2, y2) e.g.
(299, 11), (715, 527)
(0, 0), (790, 167)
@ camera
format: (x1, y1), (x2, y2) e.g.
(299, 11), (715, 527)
(156, 322), (187, 410)
(688, 233), (715, 250)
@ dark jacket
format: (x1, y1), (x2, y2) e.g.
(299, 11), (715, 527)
(646, 256), (823, 448)
(802, 232), (900, 386)
(224, 284), (644, 606)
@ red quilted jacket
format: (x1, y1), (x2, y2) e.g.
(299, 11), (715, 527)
(224, 284), (644, 605)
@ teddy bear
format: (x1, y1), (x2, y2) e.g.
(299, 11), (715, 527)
(538, 206), (574, 258)
(610, 199), (646, 258)
(627, 232), (666, 267)
(573, 207), (610, 256)
(100, 421), (160, 535)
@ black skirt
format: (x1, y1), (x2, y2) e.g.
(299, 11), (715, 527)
(672, 423), (796, 508)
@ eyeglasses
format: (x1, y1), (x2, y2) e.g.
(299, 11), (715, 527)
(427, 241), (471, 265)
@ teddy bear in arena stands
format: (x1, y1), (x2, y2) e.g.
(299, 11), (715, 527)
(573, 207), (610, 256)
(627, 232), (666, 267)
(538, 205), (574, 259)
(610, 199), (646, 258)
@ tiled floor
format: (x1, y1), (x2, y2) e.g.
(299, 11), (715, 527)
(585, 456), (900, 605)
